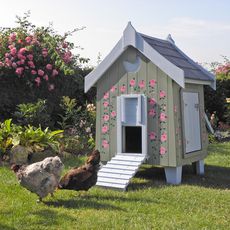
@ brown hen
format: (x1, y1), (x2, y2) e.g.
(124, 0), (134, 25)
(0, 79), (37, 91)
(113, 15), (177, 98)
(59, 150), (100, 191)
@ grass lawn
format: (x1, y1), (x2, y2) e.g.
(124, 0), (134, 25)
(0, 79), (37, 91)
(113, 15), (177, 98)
(0, 143), (229, 230)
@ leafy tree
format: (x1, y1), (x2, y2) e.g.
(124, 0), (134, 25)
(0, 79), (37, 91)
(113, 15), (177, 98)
(204, 57), (230, 124)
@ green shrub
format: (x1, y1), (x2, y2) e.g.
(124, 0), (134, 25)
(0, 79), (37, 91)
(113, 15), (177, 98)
(58, 96), (96, 153)
(208, 134), (217, 144)
(14, 99), (52, 128)
(19, 126), (63, 153)
(0, 119), (22, 157)
(0, 119), (63, 159)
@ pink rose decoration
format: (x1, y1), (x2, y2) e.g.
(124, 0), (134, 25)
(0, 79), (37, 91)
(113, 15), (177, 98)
(111, 111), (116, 118)
(102, 125), (108, 134)
(160, 147), (167, 155)
(149, 98), (156, 105)
(160, 113), (167, 122)
(25, 36), (32, 43)
(148, 109), (156, 117)
(129, 79), (136, 87)
(103, 114), (110, 121)
(0, 61), (4, 67)
(46, 64), (53, 70)
(8, 45), (14, 49)
(103, 92), (109, 100)
(38, 69), (44, 76)
(120, 85), (126, 93)
(161, 133), (167, 142)
(62, 42), (68, 48)
(35, 77), (41, 86)
(52, 69), (58, 77)
(28, 61), (35, 69)
(42, 48), (48, 58)
(17, 54), (26, 60)
(19, 47), (27, 54)
(139, 80), (145, 89)
(10, 48), (17, 56)
(12, 62), (17, 69)
(149, 79), (156, 88)
(43, 75), (49, 81)
(102, 140), (109, 149)
(9, 33), (16, 41)
(103, 101), (109, 107)
(15, 67), (24, 76)
(110, 86), (116, 93)
(159, 90), (166, 99)
(149, 131), (156, 140)
(27, 54), (33, 61)
(31, 70), (37, 75)
(5, 58), (12, 67)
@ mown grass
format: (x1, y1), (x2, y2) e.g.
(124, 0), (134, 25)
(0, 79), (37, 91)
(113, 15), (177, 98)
(0, 143), (229, 230)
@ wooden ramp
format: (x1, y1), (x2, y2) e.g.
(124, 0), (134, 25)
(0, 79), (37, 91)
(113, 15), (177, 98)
(96, 154), (146, 190)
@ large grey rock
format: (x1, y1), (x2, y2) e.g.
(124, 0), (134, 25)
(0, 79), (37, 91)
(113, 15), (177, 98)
(28, 149), (57, 163)
(10, 145), (31, 164)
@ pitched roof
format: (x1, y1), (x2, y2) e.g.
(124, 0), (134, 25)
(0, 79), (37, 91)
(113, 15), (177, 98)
(140, 33), (215, 83)
(85, 22), (215, 92)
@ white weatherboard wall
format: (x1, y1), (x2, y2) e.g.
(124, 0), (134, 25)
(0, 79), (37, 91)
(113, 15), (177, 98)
(183, 92), (201, 153)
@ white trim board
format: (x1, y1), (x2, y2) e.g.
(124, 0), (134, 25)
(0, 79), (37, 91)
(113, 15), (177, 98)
(85, 22), (184, 92)
(185, 79), (212, 86)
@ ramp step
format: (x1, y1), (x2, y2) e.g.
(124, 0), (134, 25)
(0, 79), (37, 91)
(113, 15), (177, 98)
(98, 172), (131, 180)
(97, 154), (146, 190)
(99, 168), (135, 175)
(109, 160), (141, 166)
(105, 163), (137, 171)
(97, 177), (128, 185)
(115, 155), (145, 162)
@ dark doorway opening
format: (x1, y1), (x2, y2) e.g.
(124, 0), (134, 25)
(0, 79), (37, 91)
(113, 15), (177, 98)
(123, 126), (142, 153)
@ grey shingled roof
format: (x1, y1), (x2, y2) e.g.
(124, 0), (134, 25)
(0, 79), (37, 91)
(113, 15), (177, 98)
(140, 33), (214, 82)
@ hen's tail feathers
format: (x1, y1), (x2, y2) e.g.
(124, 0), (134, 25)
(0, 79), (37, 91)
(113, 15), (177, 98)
(11, 164), (22, 173)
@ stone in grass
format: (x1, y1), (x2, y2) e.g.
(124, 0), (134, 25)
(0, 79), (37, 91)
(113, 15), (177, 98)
(10, 145), (31, 165)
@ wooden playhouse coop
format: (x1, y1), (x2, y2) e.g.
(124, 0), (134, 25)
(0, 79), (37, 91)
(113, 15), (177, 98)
(84, 22), (215, 190)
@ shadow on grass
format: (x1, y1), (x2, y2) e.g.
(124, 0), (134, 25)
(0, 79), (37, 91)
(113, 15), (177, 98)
(31, 209), (77, 227)
(128, 164), (230, 190)
(88, 193), (162, 204)
(183, 164), (230, 189)
(44, 198), (125, 211)
(0, 224), (17, 230)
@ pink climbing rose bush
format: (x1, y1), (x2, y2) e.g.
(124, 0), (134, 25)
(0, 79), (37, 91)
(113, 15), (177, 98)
(0, 12), (86, 90)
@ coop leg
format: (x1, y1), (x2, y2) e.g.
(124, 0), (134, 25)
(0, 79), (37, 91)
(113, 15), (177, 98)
(193, 160), (204, 175)
(164, 166), (182, 185)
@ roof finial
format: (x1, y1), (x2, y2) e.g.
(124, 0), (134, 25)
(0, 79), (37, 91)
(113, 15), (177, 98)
(167, 34), (175, 44)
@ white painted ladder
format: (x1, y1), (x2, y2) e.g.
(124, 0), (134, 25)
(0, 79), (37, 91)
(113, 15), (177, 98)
(96, 154), (146, 190)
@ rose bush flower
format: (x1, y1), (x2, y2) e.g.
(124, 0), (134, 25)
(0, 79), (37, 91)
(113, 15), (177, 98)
(0, 12), (86, 91)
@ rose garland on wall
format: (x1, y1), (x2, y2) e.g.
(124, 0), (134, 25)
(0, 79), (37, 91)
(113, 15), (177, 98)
(148, 79), (158, 155)
(101, 85), (118, 153)
(101, 91), (110, 153)
(159, 90), (168, 156)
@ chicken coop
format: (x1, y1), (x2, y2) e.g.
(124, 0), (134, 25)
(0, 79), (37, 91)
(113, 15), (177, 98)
(84, 22), (215, 190)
